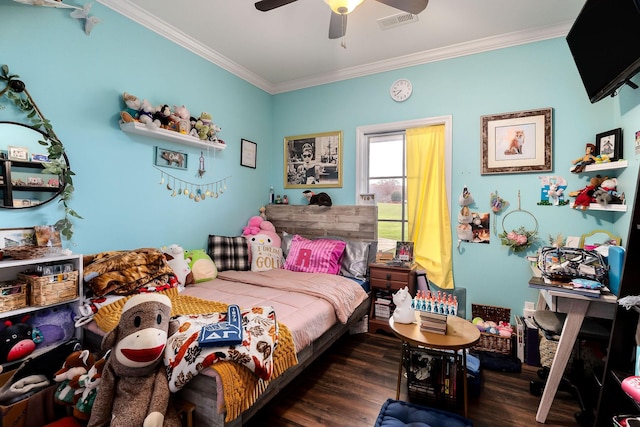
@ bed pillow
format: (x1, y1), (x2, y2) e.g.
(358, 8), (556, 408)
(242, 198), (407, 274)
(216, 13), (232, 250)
(282, 232), (378, 279)
(207, 235), (250, 271)
(250, 244), (284, 272)
(283, 235), (346, 274)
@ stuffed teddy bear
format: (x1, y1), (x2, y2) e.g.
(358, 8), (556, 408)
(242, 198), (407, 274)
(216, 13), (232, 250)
(569, 175), (606, 210)
(88, 293), (181, 427)
(138, 99), (160, 129)
(162, 244), (194, 286)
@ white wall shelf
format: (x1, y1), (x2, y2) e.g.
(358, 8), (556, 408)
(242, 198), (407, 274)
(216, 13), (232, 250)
(119, 121), (226, 151)
(570, 202), (627, 212)
(570, 160), (628, 173)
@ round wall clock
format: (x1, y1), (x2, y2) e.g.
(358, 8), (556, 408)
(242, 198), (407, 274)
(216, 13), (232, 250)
(390, 79), (413, 102)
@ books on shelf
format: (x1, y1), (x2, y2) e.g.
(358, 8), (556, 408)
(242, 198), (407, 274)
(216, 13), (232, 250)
(419, 311), (447, 335)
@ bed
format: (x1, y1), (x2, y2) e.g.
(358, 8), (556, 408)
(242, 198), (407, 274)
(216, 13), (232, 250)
(79, 204), (378, 427)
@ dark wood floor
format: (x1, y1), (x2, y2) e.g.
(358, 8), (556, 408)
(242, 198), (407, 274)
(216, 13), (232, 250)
(245, 331), (585, 427)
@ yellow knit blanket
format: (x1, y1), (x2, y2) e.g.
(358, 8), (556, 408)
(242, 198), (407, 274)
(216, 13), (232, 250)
(93, 287), (298, 422)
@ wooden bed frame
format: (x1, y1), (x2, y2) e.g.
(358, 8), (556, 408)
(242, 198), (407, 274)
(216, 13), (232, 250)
(174, 204), (378, 426)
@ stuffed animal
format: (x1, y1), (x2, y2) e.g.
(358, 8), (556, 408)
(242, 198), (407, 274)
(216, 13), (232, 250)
(54, 350), (95, 406)
(169, 104), (191, 134)
(594, 177), (625, 206)
(153, 104), (172, 128)
(162, 244), (194, 286)
(73, 351), (109, 421)
(259, 206), (267, 220)
(0, 321), (37, 363)
(569, 175), (606, 210)
(185, 249), (217, 283)
(138, 99), (160, 129)
(303, 190), (333, 206)
(192, 112), (214, 140)
(392, 287), (415, 324)
(571, 143), (598, 173)
(120, 92), (141, 123)
(88, 293), (181, 427)
(242, 216), (281, 248)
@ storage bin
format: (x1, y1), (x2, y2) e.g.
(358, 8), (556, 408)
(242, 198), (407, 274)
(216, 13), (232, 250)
(471, 304), (513, 355)
(0, 281), (27, 313)
(17, 271), (78, 307)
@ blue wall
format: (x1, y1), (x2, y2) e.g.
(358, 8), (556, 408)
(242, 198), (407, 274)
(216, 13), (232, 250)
(2, 1), (639, 318)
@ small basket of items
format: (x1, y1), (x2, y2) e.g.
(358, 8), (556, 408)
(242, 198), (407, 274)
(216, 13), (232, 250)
(537, 246), (608, 284)
(471, 304), (514, 355)
(18, 262), (78, 306)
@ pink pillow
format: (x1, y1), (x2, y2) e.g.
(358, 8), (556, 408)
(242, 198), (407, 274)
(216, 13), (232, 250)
(283, 235), (346, 275)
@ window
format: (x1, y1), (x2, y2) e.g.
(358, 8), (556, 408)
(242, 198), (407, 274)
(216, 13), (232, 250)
(356, 116), (452, 254)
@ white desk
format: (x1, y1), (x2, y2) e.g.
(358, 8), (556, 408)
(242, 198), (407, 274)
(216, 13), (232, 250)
(532, 285), (616, 423)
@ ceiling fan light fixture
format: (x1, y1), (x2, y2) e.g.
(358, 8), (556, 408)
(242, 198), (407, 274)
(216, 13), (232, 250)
(323, 0), (364, 15)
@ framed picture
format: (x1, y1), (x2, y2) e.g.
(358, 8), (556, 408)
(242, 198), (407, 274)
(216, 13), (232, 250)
(34, 225), (62, 247)
(284, 130), (343, 188)
(395, 241), (414, 263)
(7, 146), (29, 162)
(481, 108), (553, 175)
(240, 139), (257, 169)
(596, 128), (623, 162)
(0, 227), (36, 249)
(31, 153), (50, 163)
(155, 147), (187, 170)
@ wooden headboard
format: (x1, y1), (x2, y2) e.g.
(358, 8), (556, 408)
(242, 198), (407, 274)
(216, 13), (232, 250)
(265, 205), (377, 241)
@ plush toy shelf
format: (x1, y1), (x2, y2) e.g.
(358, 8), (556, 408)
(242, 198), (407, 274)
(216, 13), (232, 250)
(119, 121), (227, 151)
(569, 159), (628, 173)
(569, 202), (627, 212)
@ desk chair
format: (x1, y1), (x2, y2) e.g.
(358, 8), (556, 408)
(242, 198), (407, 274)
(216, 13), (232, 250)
(529, 310), (611, 425)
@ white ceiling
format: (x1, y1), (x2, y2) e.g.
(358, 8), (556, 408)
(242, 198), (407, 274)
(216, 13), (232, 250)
(99, 0), (586, 94)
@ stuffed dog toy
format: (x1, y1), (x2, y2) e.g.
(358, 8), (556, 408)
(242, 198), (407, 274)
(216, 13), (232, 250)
(88, 293), (181, 427)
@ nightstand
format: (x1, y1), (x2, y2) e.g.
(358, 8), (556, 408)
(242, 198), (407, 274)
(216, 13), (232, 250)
(368, 263), (416, 334)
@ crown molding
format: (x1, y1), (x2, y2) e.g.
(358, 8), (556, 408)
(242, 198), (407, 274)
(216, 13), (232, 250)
(98, 1), (571, 95)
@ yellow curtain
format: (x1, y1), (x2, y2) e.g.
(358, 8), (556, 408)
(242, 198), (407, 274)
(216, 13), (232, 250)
(406, 125), (453, 289)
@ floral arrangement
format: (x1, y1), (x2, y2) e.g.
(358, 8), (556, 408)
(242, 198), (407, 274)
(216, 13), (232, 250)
(499, 226), (538, 252)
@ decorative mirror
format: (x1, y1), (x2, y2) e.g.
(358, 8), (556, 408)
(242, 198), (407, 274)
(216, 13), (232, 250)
(579, 229), (622, 251)
(1, 64), (79, 240)
(0, 121), (68, 209)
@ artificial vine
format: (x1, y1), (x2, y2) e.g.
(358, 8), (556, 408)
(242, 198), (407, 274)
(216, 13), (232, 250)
(0, 64), (81, 240)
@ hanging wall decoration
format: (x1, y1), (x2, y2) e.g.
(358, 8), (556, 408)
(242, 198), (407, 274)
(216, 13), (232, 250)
(155, 167), (230, 203)
(538, 175), (569, 206)
(489, 190), (509, 235)
(499, 191), (538, 253)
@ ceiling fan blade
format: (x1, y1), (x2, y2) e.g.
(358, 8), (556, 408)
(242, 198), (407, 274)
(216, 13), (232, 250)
(374, 0), (428, 15)
(255, 0), (298, 12)
(328, 12), (346, 39)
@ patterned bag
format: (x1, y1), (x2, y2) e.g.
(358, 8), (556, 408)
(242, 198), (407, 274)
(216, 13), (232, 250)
(537, 246), (608, 284)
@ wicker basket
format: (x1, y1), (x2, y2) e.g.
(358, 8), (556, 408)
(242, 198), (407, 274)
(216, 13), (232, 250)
(471, 304), (513, 355)
(3, 245), (51, 260)
(18, 270), (78, 306)
(0, 280), (28, 313)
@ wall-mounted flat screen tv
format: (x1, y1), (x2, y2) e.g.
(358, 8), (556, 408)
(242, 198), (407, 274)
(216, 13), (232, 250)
(566, 0), (640, 103)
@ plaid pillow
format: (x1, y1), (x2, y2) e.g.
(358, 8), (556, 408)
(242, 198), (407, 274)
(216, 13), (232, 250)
(207, 235), (250, 271)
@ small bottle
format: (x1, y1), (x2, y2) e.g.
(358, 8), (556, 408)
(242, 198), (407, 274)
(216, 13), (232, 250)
(275, 194), (282, 204)
(283, 195), (289, 204)
(269, 187), (274, 204)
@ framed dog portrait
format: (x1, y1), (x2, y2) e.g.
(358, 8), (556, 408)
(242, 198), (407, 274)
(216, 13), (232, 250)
(481, 108), (553, 175)
(284, 130), (343, 189)
(596, 128), (622, 162)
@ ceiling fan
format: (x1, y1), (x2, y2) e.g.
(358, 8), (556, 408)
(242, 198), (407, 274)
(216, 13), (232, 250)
(255, 0), (429, 40)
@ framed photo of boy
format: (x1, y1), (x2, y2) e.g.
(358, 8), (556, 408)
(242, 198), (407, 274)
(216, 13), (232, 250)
(596, 128), (622, 162)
